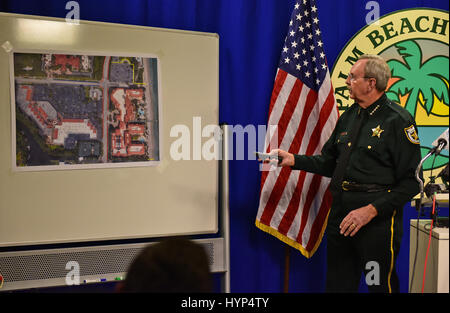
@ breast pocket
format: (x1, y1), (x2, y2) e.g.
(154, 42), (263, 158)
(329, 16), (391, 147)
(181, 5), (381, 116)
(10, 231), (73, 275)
(359, 123), (389, 156)
(364, 137), (384, 156)
(358, 135), (390, 168)
(335, 132), (350, 155)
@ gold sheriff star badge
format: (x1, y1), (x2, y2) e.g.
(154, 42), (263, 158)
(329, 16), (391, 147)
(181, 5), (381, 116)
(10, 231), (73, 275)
(371, 125), (384, 138)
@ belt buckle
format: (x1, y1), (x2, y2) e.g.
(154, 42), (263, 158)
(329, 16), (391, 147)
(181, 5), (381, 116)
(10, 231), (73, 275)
(342, 181), (350, 191)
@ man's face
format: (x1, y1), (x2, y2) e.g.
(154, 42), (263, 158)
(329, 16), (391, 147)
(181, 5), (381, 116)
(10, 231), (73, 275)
(346, 59), (371, 102)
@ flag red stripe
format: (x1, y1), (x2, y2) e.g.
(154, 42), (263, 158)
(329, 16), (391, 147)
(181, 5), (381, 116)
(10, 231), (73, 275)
(267, 69), (288, 119)
(305, 88), (335, 154)
(259, 70), (289, 191)
(273, 89), (318, 233)
(304, 189), (333, 251)
(277, 87), (335, 236)
(290, 88), (337, 239)
(316, 88), (337, 137)
(295, 88), (337, 241)
(295, 174), (323, 242)
(259, 85), (316, 226)
(259, 167), (291, 225)
(259, 77), (304, 214)
(287, 88), (317, 154)
(300, 90), (337, 246)
(275, 79), (304, 150)
(277, 170), (307, 235)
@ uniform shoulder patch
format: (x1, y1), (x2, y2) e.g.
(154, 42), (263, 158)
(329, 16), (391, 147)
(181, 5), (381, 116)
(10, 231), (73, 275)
(404, 125), (420, 144)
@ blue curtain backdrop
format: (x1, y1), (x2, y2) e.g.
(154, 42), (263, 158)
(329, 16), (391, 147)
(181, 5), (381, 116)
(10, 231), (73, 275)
(1, 0), (448, 293)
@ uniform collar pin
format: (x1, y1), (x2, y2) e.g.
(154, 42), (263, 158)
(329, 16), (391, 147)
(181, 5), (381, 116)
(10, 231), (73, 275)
(369, 104), (380, 116)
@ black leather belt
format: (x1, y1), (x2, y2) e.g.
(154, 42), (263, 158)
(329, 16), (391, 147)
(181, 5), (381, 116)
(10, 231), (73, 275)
(341, 181), (390, 193)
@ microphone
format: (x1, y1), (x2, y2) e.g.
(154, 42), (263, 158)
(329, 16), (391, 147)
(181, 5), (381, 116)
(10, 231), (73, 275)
(429, 138), (447, 155)
(431, 128), (449, 155)
(415, 130), (448, 200)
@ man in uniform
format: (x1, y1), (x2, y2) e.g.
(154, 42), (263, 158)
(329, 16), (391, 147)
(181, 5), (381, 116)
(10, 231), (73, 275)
(269, 55), (422, 292)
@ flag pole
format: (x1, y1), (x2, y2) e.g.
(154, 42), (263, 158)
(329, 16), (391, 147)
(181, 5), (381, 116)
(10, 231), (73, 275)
(283, 245), (290, 292)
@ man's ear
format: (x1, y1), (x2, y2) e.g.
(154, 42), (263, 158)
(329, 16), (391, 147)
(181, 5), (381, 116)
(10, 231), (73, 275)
(367, 79), (376, 92)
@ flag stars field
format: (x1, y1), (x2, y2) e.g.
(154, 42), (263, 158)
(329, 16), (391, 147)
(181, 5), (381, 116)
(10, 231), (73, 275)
(282, 1), (328, 89)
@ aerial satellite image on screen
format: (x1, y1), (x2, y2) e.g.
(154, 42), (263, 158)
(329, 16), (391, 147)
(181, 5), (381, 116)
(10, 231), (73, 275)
(12, 52), (160, 170)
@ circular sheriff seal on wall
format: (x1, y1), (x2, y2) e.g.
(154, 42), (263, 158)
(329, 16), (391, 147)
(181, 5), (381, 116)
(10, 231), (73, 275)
(331, 8), (449, 180)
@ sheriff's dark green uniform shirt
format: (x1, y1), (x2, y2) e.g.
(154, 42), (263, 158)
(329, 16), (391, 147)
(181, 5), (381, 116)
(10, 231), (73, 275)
(292, 93), (421, 219)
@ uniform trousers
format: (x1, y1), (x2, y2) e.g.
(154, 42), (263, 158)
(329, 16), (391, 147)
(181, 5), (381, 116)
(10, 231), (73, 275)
(325, 191), (403, 293)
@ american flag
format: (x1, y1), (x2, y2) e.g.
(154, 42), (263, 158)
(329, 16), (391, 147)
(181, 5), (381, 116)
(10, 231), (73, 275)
(256, 0), (339, 258)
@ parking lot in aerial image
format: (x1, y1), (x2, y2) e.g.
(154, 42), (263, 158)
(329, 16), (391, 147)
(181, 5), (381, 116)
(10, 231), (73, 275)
(13, 53), (160, 169)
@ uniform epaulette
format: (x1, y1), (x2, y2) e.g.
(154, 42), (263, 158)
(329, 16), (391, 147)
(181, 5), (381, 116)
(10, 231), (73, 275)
(384, 98), (415, 123)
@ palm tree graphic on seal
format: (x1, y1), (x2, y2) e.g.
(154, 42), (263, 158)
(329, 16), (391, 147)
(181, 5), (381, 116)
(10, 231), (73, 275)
(386, 39), (449, 117)
(385, 39), (449, 171)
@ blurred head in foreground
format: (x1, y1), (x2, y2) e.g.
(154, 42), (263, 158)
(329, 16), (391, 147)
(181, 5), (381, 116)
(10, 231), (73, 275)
(119, 238), (212, 293)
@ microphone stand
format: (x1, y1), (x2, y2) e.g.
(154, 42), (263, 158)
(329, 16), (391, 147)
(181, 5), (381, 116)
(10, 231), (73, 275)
(415, 150), (434, 202)
(416, 139), (447, 200)
(410, 149), (433, 293)
(410, 136), (447, 292)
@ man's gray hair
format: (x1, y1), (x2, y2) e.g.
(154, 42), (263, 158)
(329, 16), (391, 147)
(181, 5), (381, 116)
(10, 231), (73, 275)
(359, 54), (391, 92)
